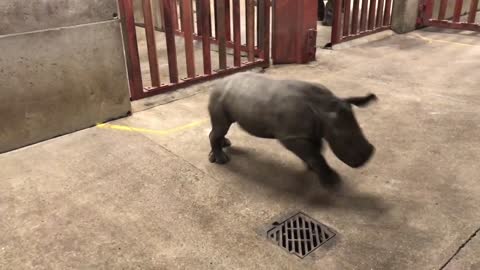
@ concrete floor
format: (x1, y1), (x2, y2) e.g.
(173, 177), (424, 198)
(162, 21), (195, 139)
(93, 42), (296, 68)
(1, 28), (480, 269)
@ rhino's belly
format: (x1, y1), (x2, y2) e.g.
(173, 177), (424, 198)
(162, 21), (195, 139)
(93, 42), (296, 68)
(228, 106), (278, 139)
(236, 121), (276, 139)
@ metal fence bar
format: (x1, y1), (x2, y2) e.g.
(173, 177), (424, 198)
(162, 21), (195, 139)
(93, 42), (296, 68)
(376, 0), (385, 27)
(351, 0), (360, 34)
(181, 0), (196, 78)
(121, 0), (144, 98)
(383, 0), (392, 25)
(214, 0), (218, 38)
(360, 0), (369, 31)
(438, 0), (448, 20)
(225, 0), (232, 41)
(216, 0), (228, 69)
(425, 0), (435, 21)
(163, 0), (179, 83)
(172, 0), (180, 30)
(233, 0), (242, 67)
(201, 0), (212, 74)
(262, 0), (270, 64)
(368, 0), (377, 30)
(245, 0), (250, 47)
(468, 0), (479, 23)
(343, 0), (352, 36)
(453, 0), (464, 22)
(196, 0), (203, 35)
(142, 0), (161, 87)
(246, 0), (255, 62)
(257, 0), (265, 52)
(331, 0), (344, 44)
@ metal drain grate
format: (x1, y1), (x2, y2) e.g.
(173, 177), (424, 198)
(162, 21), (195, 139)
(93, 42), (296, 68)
(267, 212), (336, 258)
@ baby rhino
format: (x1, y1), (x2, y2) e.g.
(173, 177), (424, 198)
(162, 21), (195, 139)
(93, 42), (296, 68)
(208, 72), (377, 185)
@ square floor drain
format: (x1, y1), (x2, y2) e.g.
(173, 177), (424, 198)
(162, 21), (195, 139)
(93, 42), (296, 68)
(267, 212), (336, 258)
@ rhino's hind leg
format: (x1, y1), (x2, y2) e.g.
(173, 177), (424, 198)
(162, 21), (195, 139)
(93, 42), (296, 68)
(208, 105), (232, 164)
(209, 127), (231, 164)
(280, 138), (341, 187)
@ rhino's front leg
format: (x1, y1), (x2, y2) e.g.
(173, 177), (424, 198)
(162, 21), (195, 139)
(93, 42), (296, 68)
(280, 138), (341, 187)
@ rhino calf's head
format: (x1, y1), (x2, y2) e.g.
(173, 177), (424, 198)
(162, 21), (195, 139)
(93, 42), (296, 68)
(324, 94), (377, 168)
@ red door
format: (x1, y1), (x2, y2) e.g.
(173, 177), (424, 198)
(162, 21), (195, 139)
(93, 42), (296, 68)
(272, 0), (318, 64)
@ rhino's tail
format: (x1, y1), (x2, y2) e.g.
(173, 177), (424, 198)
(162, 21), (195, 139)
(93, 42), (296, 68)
(344, 93), (377, 107)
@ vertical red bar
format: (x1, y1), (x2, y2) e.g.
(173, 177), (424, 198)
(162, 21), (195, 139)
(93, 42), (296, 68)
(172, 0), (180, 30)
(201, 0), (212, 74)
(225, 0), (232, 41)
(453, 0), (464, 22)
(256, 0), (263, 51)
(120, 0), (144, 98)
(468, 0), (479, 23)
(368, 0), (377, 30)
(438, 0), (448, 20)
(196, 0), (203, 35)
(216, 0), (228, 69)
(351, 0), (360, 35)
(191, 0), (195, 33)
(424, 0), (435, 22)
(343, 0), (352, 36)
(142, 0), (161, 87)
(360, 0), (369, 32)
(245, 0), (255, 51)
(376, 0), (385, 27)
(214, 0), (218, 38)
(163, 0), (179, 83)
(246, 0), (255, 61)
(181, 0), (196, 78)
(331, 0), (344, 44)
(179, 0), (184, 31)
(383, 0), (392, 25)
(263, 0), (270, 66)
(257, 0), (265, 56)
(233, 0), (241, 67)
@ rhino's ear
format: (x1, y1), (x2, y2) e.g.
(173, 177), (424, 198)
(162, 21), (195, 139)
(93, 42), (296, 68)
(344, 93), (378, 107)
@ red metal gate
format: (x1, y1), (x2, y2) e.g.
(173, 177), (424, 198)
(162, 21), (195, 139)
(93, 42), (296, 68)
(418, 0), (480, 31)
(271, 0), (318, 64)
(331, 0), (393, 44)
(119, 0), (271, 100)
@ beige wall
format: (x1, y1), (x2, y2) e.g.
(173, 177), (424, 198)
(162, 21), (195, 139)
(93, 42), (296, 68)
(0, 0), (131, 153)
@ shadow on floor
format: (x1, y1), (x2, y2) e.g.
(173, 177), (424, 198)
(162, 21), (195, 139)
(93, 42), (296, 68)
(221, 146), (391, 218)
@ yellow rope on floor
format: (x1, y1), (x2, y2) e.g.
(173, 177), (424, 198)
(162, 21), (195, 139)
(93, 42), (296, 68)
(96, 119), (209, 136)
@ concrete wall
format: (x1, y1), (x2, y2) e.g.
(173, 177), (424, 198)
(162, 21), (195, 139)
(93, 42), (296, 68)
(0, 0), (131, 153)
(392, 0), (420, 33)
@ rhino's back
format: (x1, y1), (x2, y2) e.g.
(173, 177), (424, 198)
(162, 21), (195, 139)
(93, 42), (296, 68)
(210, 72), (330, 139)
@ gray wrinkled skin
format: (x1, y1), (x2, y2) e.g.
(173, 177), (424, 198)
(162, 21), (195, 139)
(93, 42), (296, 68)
(208, 72), (377, 186)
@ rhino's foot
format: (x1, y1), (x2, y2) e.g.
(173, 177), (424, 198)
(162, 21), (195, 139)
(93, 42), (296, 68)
(222, 138), (232, 148)
(209, 150), (230, 164)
